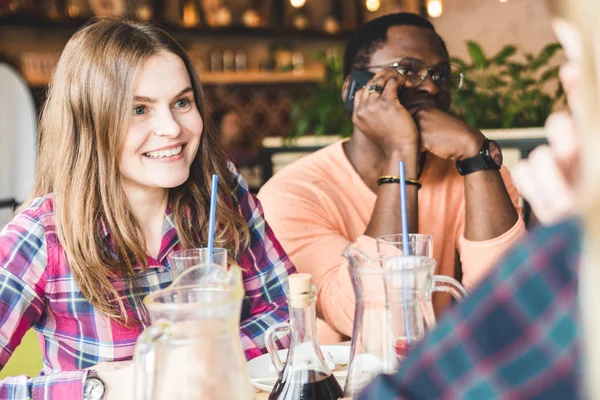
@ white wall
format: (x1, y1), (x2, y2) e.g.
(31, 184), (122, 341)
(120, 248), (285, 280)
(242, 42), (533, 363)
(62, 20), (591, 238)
(430, 0), (561, 61)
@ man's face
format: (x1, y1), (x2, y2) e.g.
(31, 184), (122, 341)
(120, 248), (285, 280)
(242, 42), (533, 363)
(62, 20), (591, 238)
(367, 25), (452, 113)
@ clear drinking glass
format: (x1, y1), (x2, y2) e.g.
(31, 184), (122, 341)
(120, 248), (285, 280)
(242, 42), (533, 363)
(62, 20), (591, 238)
(167, 248), (228, 278)
(376, 234), (433, 258)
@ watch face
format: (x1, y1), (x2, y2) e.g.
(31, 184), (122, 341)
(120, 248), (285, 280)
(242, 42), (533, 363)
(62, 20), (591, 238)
(488, 140), (503, 167)
(84, 378), (105, 400)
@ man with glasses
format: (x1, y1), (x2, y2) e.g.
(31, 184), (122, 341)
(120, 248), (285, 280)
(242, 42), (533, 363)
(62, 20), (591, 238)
(258, 12), (525, 342)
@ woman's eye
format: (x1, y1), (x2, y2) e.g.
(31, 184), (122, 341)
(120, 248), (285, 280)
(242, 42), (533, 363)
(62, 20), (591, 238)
(133, 106), (146, 116)
(175, 99), (191, 108)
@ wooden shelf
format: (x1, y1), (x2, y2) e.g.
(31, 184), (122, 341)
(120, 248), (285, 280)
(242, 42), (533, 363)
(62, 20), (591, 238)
(0, 14), (355, 41)
(26, 70), (324, 88)
(200, 70), (324, 85)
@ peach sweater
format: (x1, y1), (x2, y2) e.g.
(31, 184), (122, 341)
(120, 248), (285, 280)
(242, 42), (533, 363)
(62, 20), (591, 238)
(258, 140), (526, 338)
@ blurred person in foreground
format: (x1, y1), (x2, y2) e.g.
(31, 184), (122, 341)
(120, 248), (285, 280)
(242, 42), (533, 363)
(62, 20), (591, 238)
(357, 0), (596, 398)
(258, 13), (525, 342)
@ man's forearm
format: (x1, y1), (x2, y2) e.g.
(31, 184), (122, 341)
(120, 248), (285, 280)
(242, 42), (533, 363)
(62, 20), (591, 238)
(364, 152), (419, 237)
(463, 168), (518, 241)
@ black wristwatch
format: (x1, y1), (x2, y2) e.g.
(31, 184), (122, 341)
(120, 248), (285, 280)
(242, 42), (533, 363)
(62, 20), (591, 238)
(456, 138), (503, 176)
(83, 371), (106, 400)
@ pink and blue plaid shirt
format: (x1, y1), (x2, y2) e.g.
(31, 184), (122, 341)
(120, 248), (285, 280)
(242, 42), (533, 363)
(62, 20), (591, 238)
(0, 168), (295, 399)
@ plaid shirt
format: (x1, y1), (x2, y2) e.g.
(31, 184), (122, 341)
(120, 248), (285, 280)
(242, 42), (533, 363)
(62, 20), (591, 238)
(0, 167), (295, 399)
(358, 219), (581, 400)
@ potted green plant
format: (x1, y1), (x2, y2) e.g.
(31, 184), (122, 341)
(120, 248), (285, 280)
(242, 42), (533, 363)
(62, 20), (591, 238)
(287, 50), (353, 139)
(451, 41), (564, 132)
(261, 50), (349, 173)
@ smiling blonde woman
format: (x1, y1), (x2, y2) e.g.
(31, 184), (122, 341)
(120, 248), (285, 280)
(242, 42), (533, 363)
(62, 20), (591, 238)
(0, 18), (295, 399)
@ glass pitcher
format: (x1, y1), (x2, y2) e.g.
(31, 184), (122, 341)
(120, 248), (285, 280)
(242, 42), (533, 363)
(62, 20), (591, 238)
(342, 243), (467, 398)
(134, 263), (254, 400)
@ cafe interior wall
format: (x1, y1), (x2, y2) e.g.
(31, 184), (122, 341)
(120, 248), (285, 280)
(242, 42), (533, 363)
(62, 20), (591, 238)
(431, 0), (559, 62)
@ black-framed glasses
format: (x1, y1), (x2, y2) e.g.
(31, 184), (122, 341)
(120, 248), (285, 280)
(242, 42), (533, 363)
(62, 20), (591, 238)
(367, 57), (464, 93)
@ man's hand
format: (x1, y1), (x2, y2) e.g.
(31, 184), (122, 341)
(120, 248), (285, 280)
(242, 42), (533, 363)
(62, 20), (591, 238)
(414, 108), (485, 161)
(352, 69), (420, 160)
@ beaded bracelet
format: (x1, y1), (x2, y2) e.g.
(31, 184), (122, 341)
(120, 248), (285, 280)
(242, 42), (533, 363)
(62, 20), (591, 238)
(377, 175), (422, 189)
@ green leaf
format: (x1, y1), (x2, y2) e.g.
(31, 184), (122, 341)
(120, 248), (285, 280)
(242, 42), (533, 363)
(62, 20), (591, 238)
(340, 119), (354, 138)
(485, 76), (508, 90)
(539, 66), (560, 84)
(555, 84), (565, 100)
(521, 78), (536, 89)
(314, 125), (326, 135)
(295, 116), (311, 136)
(491, 45), (517, 65)
(450, 57), (469, 71)
(530, 43), (562, 71)
(466, 41), (488, 69)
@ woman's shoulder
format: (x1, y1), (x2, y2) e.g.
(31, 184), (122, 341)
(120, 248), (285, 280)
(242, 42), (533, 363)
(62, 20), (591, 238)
(227, 161), (252, 204)
(1, 195), (56, 280)
(3, 195), (57, 238)
(14, 195), (56, 223)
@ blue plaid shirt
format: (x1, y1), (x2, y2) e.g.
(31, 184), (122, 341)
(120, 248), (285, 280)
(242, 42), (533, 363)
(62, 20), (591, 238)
(358, 219), (581, 400)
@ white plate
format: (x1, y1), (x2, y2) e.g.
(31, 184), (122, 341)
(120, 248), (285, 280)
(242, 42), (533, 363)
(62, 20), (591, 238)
(247, 345), (350, 392)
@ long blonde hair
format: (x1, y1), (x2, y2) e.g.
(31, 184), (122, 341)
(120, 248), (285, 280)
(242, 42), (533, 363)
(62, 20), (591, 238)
(27, 18), (249, 324)
(548, 0), (600, 397)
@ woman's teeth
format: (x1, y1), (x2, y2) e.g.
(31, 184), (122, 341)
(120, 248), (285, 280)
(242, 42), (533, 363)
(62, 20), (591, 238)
(144, 145), (183, 159)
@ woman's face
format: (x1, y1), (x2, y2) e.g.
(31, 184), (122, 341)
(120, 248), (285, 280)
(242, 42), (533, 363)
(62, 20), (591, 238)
(119, 50), (203, 197)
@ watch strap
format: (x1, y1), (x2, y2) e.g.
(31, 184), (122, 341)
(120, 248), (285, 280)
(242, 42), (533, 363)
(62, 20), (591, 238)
(456, 152), (490, 175)
(456, 139), (499, 176)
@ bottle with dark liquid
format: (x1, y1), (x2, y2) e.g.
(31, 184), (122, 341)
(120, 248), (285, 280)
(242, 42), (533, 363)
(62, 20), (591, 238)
(265, 274), (343, 400)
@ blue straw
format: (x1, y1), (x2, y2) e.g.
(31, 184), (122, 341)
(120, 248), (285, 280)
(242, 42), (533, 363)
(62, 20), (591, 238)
(398, 162), (413, 347)
(207, 174), (219, 263)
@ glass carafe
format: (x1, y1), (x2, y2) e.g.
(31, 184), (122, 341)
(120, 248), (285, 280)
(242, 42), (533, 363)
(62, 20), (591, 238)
(134, 264), (254, 400)
(265, 274), (343, 400)
(342, 243), (467, 398)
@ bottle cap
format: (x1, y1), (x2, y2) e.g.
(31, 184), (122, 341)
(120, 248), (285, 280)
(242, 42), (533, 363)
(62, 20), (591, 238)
(287, 273), (313, 308)
(289, 273), (311, 295)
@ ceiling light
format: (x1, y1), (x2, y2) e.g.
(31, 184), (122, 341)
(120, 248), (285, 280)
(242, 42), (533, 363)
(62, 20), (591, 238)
(427, 0), (442, 18)
(366, 0), (380, 12)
